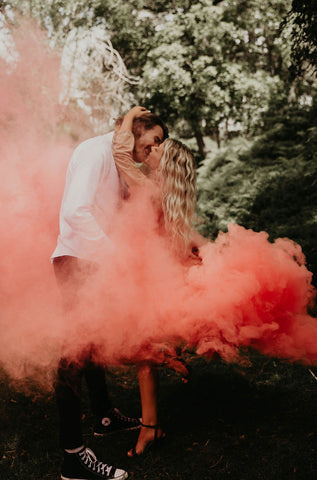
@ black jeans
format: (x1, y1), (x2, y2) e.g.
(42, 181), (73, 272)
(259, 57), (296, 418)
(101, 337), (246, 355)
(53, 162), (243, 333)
(53, 256), (111, 449)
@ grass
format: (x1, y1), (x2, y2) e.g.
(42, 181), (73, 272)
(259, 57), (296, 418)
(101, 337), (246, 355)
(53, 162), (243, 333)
(0, 354), (316, 480)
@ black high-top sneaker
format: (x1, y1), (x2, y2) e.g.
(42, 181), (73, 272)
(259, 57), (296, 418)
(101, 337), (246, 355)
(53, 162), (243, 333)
(61, 447), (128, 480)
(94, 408), (141, 436)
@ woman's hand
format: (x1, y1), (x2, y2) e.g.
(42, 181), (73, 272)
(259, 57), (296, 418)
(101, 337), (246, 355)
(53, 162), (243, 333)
(120, 106), (150, 132)
(185, 245), (202, 266)
(126, 106), (150, 120)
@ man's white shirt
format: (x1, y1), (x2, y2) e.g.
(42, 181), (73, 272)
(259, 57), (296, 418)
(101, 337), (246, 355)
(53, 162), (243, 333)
(52, 132), (125, 263)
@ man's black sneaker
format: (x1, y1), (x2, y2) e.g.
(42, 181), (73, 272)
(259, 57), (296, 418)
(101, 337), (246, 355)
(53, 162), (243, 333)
(61, 447), (128, 480)
(94, 408), (141, 436)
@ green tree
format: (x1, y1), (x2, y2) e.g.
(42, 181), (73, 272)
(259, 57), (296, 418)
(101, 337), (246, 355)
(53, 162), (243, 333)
(137, 0), (291, 157)
(3, 0), (314, 150)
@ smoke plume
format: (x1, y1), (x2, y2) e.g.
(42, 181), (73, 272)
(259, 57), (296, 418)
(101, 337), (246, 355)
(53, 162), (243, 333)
(0, 20), (316, 390)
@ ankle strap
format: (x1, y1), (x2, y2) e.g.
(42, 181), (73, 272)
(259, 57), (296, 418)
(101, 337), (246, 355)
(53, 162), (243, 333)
(141, 423), (159, 441)
(141, 423), (158, 429)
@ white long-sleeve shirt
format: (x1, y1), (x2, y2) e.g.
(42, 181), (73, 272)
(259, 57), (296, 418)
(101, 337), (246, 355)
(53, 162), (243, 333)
(51, 132), (126, 263)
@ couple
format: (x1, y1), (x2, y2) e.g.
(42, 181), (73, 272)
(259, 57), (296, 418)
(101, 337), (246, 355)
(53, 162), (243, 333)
(51, 106), (202, 480)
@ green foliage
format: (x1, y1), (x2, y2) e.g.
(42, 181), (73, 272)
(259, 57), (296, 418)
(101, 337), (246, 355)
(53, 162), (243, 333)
(196, 101), (317, 279)
(93, 0), (157, 75)
(197, 136), (254, 233)
(286, 0), (317, 77)
(3, 0), (99, 43)
(136, 0), (295, 151)
(4, 0), (315, 153)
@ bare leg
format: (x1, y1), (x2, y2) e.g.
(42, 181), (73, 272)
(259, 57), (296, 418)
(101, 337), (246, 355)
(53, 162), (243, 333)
(127, 365), (165, 456)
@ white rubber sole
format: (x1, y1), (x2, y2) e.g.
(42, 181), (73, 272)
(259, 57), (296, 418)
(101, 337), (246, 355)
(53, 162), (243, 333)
(93, 424), (141, 436)
(61, 472), (128, 480)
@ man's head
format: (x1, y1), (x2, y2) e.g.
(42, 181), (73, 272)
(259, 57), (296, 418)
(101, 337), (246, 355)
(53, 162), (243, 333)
(132, 113), (168, 164)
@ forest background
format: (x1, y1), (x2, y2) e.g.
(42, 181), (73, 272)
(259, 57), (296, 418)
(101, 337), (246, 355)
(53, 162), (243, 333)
(0, 1), (316, 480)
(1, 0), (316, 281)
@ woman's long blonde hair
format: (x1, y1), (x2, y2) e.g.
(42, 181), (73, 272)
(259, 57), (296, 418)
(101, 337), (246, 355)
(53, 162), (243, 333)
(158, 138), (197, 255)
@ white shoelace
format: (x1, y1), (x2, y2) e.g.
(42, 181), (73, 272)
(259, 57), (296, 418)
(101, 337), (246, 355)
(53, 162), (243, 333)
(79, 448), (113, 477)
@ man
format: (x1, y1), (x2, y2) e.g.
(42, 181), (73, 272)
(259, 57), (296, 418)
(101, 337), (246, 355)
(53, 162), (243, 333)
(52, 112), (168, 480)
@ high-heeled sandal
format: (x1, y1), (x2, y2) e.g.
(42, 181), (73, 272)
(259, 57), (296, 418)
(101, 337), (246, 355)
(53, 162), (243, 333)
(127, 423), (166, 457)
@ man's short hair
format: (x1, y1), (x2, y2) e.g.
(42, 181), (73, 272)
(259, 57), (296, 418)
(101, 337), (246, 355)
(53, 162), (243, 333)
(132, 113), (168, 141)
(116, 112), (168, 141)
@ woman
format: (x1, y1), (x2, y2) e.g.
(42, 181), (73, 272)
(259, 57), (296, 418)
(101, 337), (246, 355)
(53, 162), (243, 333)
(113, 106), (204, 260)
(113, 107), (317, 458)
(113, 106), (203, 456)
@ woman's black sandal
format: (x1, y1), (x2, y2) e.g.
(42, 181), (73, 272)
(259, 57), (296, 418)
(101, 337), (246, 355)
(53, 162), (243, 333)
(128, 423), (165, 457)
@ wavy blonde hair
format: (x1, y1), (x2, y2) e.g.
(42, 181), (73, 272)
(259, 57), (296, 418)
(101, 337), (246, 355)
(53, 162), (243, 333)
(158, 138), (197, 255)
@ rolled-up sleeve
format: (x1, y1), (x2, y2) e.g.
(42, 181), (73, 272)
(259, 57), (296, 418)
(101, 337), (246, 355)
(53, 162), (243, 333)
(112, 130), (145, 186)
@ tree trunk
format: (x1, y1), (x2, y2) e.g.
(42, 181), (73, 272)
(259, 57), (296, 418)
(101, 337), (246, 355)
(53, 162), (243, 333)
(225, 118), (229, 140)
(214, 125), (221, 149)
(194, 129), (206, 158)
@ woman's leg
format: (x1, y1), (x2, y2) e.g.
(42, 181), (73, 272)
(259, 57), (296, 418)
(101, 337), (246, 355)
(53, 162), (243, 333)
(138, 364), (159, 424)
(127, 364), (164, 456)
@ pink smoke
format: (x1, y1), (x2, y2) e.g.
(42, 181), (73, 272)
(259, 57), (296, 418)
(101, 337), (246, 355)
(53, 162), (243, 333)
(0, 20), (316, 389)
(0, 20), (90, 384)
(71, 194), (317, 369)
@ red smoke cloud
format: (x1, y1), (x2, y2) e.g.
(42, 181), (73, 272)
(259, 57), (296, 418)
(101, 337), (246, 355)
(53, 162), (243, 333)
(0, 20), (78, 383)
(0, 20), (316, 389)
(77, 195), (317, 369)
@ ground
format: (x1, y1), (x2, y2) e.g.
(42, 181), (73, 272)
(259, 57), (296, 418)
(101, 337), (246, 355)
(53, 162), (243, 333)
(0, 353), (316, 480)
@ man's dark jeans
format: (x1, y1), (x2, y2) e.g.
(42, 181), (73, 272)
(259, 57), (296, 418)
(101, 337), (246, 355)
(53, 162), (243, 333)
(53, 256), (111, 449)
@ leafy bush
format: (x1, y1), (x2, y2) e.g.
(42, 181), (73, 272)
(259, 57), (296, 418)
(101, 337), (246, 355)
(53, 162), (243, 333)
(196, 103), (317, 282)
